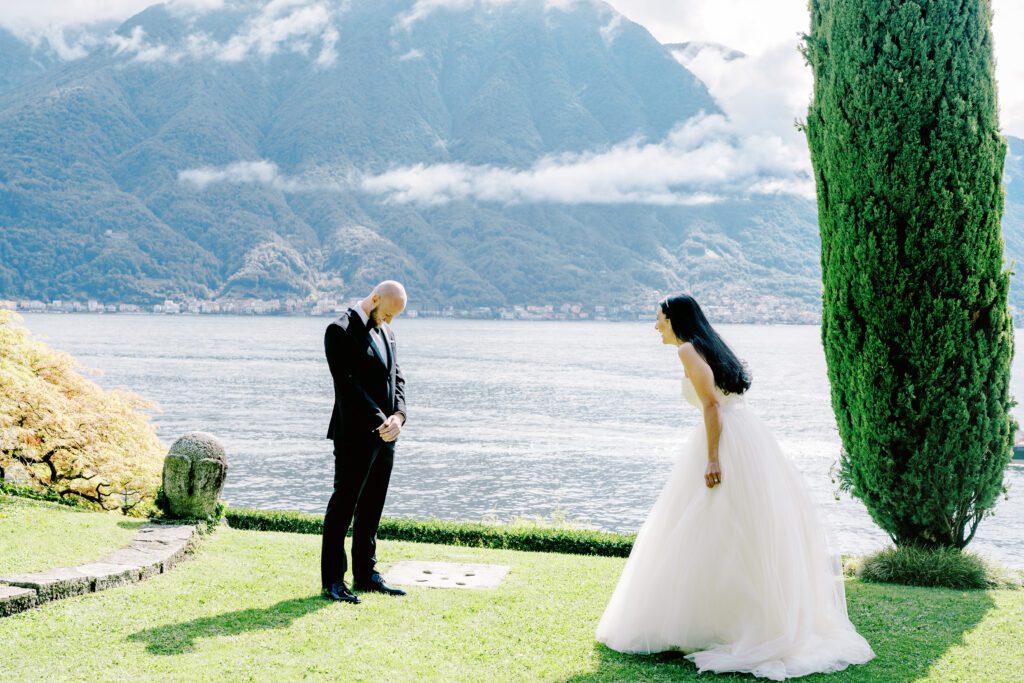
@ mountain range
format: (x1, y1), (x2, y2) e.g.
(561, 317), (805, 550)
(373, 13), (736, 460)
(0, 0), (1019, 315)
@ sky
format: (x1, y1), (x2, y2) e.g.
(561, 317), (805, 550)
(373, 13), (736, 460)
(0, 0), (1020, 207)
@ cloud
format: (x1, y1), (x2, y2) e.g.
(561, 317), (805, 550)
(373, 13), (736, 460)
(216, 0), (337, 63)
(607, 0), (1024, 138)
(108, 25), (174, 62)
(179, 160), (310, 192)
(360, 114), (813, 205)
(33, 26), (95, 60)
(0, 1), (154, 36)
(1, 0), (341, 67)
(178, 114), (814, 205)
(672, 42), (809, 137)
(393, 0), (583, 32)
(394, 0), (481, 32)
(397, 48), (424, 61)
(316, 24), (339, 66)
(605, 0), (808, 54)
(667, 38), (813, 192)
(0, 0), (224, 56)
(178, 159), (363, 192)
(599, 13), (623, 45)
(103, 0), (342, 66)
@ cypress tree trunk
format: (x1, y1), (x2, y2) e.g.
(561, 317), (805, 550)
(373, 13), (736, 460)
(804, 0), (1015, 548)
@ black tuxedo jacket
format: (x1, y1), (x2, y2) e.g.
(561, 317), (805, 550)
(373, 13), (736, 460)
(325, 308), (407, 445)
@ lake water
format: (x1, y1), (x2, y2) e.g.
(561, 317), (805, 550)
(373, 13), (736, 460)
(17, 313), (1024, 566)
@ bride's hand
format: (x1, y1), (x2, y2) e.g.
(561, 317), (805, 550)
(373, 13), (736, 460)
(705, 459), (721, 488)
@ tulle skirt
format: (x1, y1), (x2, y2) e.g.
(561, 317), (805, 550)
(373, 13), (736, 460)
(596, 403), (875, 680)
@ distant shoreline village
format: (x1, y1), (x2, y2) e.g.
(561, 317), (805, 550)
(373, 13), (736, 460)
(6, 297), (1024, 327)
(1, 296), (827, 325)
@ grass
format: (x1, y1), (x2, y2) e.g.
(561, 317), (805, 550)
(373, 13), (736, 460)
(0, 494), (147, 575)
(2, 498), (1024, 681)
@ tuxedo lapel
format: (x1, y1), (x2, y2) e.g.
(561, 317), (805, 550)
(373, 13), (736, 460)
(369, 328), (388, 368)
(349, 307), (388, 368)
(381, 325), (395, 371)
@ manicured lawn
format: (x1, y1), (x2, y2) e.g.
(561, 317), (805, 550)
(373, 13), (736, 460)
(0, 495), (146, 575)
(1, 499), (1023, 681)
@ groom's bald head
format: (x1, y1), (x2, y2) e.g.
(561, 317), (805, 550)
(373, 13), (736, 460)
(365, 280), (407, 326)
(374, 280), (407, 302)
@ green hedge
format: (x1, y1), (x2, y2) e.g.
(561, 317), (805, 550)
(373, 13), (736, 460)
(224, 506), (636, 558)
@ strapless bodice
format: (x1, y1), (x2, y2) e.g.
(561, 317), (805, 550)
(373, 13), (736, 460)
(682, 375), (746, 410)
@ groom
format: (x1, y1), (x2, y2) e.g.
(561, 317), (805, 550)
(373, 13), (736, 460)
(322, 280), (408, 604)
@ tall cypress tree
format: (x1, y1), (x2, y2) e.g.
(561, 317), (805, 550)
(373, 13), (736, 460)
(804, 0), (1015, 548)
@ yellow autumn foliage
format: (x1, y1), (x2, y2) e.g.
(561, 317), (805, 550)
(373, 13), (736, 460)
(0, 311), (163, 513)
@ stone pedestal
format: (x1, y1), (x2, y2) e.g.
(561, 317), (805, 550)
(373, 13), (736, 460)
(162, 432), (227, 519)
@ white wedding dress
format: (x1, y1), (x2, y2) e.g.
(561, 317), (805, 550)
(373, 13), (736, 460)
(596, 376), (875, 680)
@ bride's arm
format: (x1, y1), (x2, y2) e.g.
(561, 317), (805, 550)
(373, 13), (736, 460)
(678, 342), (723, 488)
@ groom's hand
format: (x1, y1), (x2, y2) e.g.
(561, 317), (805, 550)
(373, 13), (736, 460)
(377, 415), (403, 442)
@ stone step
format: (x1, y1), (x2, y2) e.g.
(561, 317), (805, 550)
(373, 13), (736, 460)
(1, 567), (94, 602)
(0, 523), (199, 615)
(0, 585), (37, 617)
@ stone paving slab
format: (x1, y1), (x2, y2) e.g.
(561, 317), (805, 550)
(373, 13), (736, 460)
(384, 561), (511, 589)
(133, 524), (197, 544)
(1, 567), (94, 603)
(0, 585), (37, 617)
(96, 548), (166, 579)
(0, 522), (200, 617)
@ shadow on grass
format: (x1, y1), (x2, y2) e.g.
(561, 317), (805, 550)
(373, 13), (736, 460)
(559, 583), (997, 682)
(127, 595), (329, 655)
(559, 646), (713, 683)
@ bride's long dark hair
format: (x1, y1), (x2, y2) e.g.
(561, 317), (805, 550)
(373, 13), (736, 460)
(660, 294), (752, 395)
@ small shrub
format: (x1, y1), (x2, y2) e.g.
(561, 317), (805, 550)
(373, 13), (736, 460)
(857, 546), (1017, 590)
(153, 485), (170, 517)
(224, 507), (636, 557)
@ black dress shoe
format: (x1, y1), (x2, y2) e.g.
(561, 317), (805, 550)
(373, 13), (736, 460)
(353, 573), (406, 596)
(323, 581), (361, 604)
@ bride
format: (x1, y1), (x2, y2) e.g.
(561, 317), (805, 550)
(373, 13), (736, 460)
(596, 294), (875, 680)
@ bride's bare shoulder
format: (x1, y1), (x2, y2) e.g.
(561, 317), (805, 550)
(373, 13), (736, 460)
(677, 341), (699, 361)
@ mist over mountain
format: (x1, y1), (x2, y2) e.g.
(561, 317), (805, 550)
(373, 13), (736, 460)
(0, 0), (1019, 315)
(0, 27), (59, 95)
(664, 41), (745, 64)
